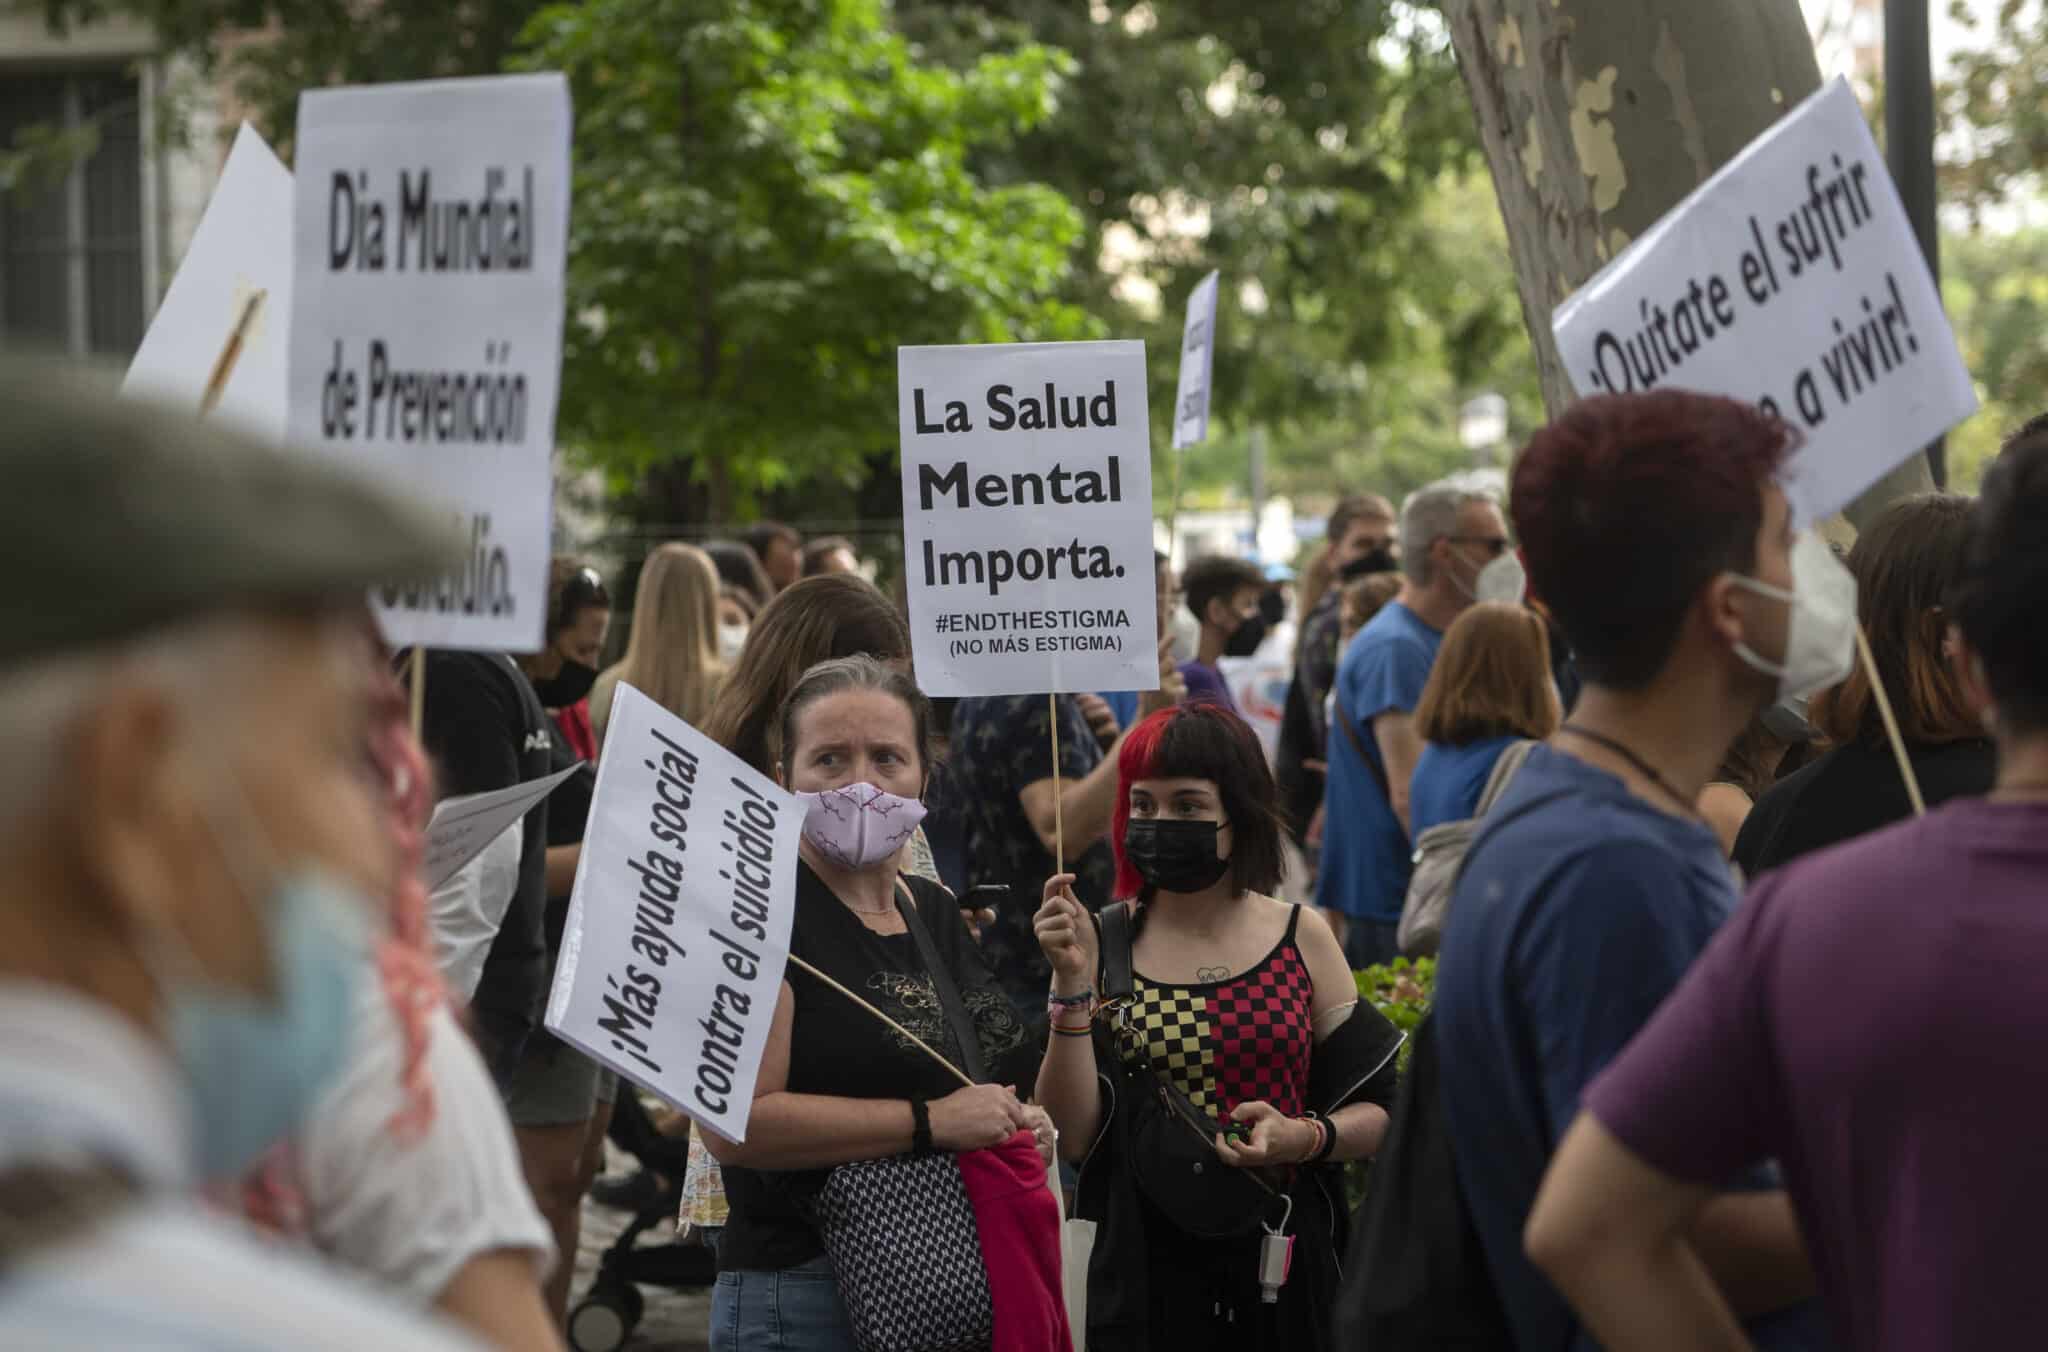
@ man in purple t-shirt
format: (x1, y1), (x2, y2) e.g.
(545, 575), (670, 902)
(1176, 554), (1266, 711)
(1528, 440), (2048, 1352)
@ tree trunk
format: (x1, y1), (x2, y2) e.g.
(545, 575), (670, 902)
(1447, 0), (1932, 526)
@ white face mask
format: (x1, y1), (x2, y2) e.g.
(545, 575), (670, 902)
(1476, 551), (1527, 605)
(1728, 530), (1858, 701)
(717, 622), (748, 663)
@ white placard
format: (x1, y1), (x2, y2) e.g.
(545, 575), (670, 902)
(422, 763), (582, 891)
(898, 340), (1159, 697)
(545, 683), (801, 1144)
(1553, 78), (1975, 527)
(1171, 270), (1219, 450)
(287, 73), (572, 653)
(123, 124), (294, 444)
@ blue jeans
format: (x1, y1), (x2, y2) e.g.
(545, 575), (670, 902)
(1344, 918), (1402, 971)
(710, 1255), (856, 1352)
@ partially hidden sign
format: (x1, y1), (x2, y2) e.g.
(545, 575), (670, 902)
(287, 73), (571, 654)
(422, 763), (581, 891)
(123, 123), (294, 444)
(1552, 78), (1975, 527)
(546, 683), (801, 1144)
(1172, 270), (1219, 450)
(898, 340), (1160, 697)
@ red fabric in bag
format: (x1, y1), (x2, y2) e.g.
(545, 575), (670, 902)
(957, 1130), (1072, 1352)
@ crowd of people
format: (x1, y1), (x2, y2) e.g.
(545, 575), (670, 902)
(7, 350), (2048, 1352)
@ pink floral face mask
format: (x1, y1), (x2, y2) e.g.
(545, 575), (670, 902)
(793, 781), (928, 872)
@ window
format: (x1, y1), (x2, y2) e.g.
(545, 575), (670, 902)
(0, 69), (146, 356)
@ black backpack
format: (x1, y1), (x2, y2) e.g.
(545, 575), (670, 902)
(1329, 1010), (1512, 1350)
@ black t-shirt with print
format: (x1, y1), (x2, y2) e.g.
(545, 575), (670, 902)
(946, 693), (1118, 1004)
(419, 650), (554, 1076)
(718, 867), (1037, 1274)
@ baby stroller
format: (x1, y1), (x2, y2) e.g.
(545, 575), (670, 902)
(567, 1093), (719, 1352)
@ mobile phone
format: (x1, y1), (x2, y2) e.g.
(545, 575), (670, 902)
(959, 885), (1009, 910)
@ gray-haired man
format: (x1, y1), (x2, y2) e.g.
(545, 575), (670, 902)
(1313, 479), (1507, 967)
(0, 361), (483, 1349)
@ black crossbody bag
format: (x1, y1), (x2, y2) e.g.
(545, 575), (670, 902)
(1097, 902), (1285, 1240)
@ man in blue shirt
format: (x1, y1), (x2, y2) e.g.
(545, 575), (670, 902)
(1435, 391), (1832, 1352)
(1316, 479), (1506, 967)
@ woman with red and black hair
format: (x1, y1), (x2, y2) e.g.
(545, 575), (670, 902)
(1032, 702), (1404, 1350)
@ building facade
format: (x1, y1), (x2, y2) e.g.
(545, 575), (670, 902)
(1, 10), (224, 358)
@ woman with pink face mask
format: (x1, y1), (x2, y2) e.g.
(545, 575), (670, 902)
(700, 655), (1059, 1350)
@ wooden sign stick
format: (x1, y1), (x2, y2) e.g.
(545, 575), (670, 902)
(199, 289), (266, 418)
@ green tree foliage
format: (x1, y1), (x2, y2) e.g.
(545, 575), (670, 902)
(1163, 170), (1540, 515)
(33, 0), (1522, 521)
(1939, 0), (2048, 219)
(517, 0), (1094, 519)
(896, 4), (1497, 449)
(39, 0), (546, 153)
(1934, 1), (2048, 489)
(1940, 225), (2048, 488)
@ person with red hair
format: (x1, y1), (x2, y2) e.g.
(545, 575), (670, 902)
(1031, 702), (1404, 1349)
(1431, 391), (1844, 1352)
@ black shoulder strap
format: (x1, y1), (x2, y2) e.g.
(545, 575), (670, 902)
(1099, 899), (1137, 1002)
(896, 878), (988, 1083)
(1334, 700), (1395, 804)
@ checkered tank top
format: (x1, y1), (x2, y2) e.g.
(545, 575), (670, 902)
(1126, 904), (1314, 1118)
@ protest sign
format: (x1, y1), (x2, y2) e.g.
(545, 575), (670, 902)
(1552, 78), (1975, 527)
(1218, 653), (1290, 764)
(546, 683), (801, 1143)
(1172, 270), (1219, 449)
(124, 124), (294, 443)
(287, 73), (571, 654)
(898, 340), (1159, 698)
(422, 763), (581, 891)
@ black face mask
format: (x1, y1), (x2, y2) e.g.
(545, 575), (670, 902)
(1340, 546), (1397, 581)
(533, 658), (598, 709)
(1123, 818), (1231, 894)
(1222, 613), (1268, 658)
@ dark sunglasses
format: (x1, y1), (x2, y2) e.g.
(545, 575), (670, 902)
(1449, 535), (1511, 558)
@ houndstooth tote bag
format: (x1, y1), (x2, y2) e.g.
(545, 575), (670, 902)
(811, 1152), (994, 1352)
(804, 884), (995, 1352)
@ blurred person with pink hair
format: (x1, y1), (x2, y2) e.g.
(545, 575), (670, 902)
(241, 624), (560, 1351)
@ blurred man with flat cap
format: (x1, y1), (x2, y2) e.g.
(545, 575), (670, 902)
(0, 361), (484, 1349)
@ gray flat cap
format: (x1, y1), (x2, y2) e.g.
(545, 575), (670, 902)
(2, 358), (463, 667)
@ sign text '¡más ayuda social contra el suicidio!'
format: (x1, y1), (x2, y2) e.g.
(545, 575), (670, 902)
(910, 378), (1131, 599)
